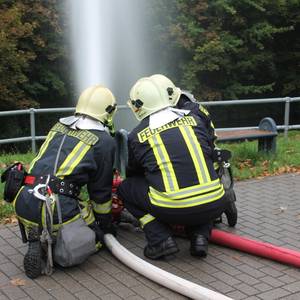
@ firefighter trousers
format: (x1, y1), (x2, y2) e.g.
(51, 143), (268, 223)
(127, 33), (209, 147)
(117, 176), (227, 246)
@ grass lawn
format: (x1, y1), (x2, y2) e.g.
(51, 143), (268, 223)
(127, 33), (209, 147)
(0, 131), (300, 221)
(220, 130), (300, 180)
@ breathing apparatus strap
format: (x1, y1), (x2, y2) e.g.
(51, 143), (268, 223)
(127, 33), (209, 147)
(41, 176), (54, 276)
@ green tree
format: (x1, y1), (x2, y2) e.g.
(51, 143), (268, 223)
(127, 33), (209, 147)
(0, 0), (71, 110)
(20, 0), (71, 108)
(153, 0), (300, 100)
(270, 0), (300, 96)
(0, 3), (35, 109)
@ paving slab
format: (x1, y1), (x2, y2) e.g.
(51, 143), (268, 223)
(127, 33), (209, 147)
(1, 173), (300, 299)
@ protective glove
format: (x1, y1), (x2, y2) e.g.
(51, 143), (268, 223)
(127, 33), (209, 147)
(94, 213), (117, 236)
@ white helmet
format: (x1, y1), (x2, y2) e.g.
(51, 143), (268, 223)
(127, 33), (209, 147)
(75, 85), (117, 124)
(127, 77), (171, 121)
(150, 74), (181, 106)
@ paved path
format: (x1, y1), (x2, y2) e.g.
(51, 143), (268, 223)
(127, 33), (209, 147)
(0, 173), (300, 300)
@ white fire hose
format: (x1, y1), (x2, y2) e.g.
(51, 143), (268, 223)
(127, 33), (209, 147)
(104, 234), (233, 300)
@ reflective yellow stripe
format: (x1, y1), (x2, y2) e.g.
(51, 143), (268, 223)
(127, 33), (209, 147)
(96, 241), (103, 250)
(148, 134), (179, 192)
(42, 199), (75, 230)
(81, 205), (96, 225)
(17, 216), (38, 227)
(149, 178), (222, 200)
(56, 141), (90, 177)
(182, 126), (211, 183)
(13, 186), (24, 207)
(179, 127), (204, 183)
(53, 214), (81, 231)
(149, 187), (225, 208)
(29, 131), (57, 172)
(41, 202), (46, 228)
(92, 199), (112, 214)
(18, 200), (82, 231)
(199, 105), (210, 116)
(139, 214), (155, 228)
(149, 136), (170, 191)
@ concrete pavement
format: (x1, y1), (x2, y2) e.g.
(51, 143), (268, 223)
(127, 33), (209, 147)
(0, 173), (300, 300)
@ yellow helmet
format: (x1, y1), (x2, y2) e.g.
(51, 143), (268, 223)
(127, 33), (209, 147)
(127, 77), (171, 121)
(75, 85), (117, 124)
(150, 74), (181, 106)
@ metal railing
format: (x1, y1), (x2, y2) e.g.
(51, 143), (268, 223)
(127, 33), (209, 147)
(0, 97), (299, 153)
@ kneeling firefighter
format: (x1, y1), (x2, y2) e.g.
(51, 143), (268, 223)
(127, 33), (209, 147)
(8, 85), (117, 278)
(148, 74), (238, 227)
(117, 77), (227, 260)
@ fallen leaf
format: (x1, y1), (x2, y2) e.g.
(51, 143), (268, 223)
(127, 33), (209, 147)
(10, 278), (26, 286)
(262, 160), (269, 168)
(232, 255), (241, 261)
(3, 216), (18, 225)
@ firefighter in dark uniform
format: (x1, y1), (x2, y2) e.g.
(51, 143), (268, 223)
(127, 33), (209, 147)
(13, 85), (117, 278)
(117, 77), (227, 260)
(149, 74), (237, 226)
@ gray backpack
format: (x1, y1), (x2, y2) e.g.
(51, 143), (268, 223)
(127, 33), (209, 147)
(54, 216), (96, 267)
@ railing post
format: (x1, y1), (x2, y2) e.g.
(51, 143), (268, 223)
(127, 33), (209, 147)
(30, 108), (36, 153)
(284, 97), (291, 139)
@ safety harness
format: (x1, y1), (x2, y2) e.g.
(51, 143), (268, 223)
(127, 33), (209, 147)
(29, 179), (56, 275)
(24, 175), (80, 198)
(28, 134), (68, 275)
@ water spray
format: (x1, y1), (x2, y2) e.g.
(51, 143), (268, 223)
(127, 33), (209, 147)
(67, 2), (232, 298)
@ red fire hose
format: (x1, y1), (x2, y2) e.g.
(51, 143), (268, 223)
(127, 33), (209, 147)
(210, 229), (300, 268)
(113, 172), (300, 268)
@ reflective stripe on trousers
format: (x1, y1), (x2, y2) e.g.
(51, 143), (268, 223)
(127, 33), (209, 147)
(149, 184), (225, 208)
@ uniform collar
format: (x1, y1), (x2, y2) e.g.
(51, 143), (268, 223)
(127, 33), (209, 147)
(59, 116), (106, 131)
(149, 107), (190, 129)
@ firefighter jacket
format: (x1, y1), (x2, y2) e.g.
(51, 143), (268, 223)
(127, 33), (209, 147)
(14, 121), (115, 227)
(126, 113), (225, 209)
(177, 93), (217, 148)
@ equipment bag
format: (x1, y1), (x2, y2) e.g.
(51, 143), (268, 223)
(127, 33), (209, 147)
(1, 163), (26, 203)
(54, 217), (96, 267)
(44, 132), (95, 269)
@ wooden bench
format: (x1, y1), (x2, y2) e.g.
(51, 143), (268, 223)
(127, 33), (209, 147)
(216, 117), (278, 153)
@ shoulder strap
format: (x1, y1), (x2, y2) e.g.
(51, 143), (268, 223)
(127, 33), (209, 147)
(53, 134), (67, 224)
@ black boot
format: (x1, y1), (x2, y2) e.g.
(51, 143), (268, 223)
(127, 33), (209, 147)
(144, 236), (179, 260)
(190, 234), (208, 257)
(23, 227), (42, 279)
